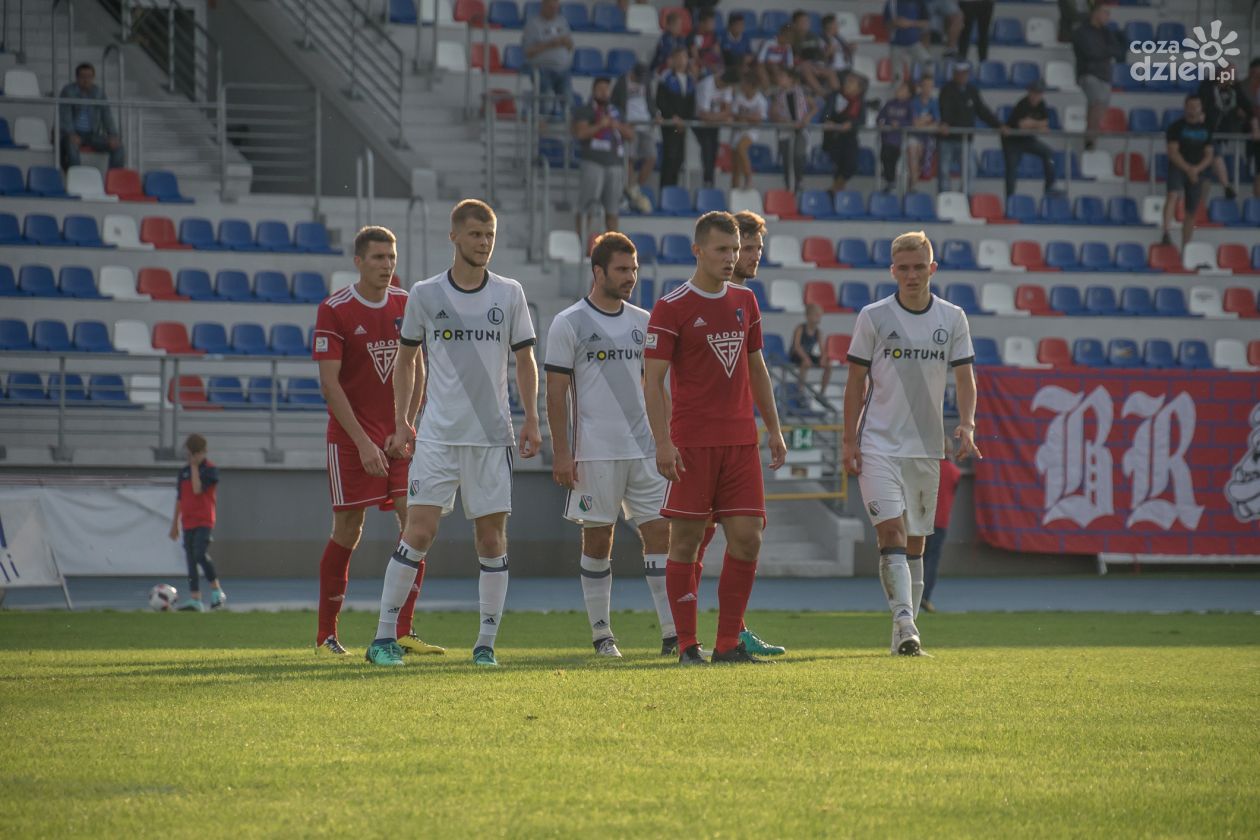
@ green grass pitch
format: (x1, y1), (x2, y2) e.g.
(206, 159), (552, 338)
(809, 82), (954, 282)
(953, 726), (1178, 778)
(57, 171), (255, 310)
(1, 610), (1257, 837)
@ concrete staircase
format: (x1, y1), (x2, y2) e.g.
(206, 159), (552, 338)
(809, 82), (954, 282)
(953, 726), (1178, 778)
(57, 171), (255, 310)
(698, 496), (864, 578)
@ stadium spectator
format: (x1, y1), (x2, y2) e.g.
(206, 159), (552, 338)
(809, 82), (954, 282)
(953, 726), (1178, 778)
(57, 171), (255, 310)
(729, 69), (768, 190)
(1162, 95), (1214, 250)
(611, 62), (657, 212)
(930, 0), (964, 59)
(690, 9), (723, 76)
(821, 14), (857, 84)
(694, 67), (736, 189)
(884, 0), (931, 84)
(938, 62), (1000, 192)
(168, 433), (226, 612)
(1057, 0), (1081, 44)
(1197, 69), (1255, 201)
(910, 75), (940, 185)
(878, 80), (916, 192)
(684, 0), (718, 19)
(920, 456), (962, 613)
(1001, 80), (1058, 199)
(656, 47), (696, 189)
(58, 62), (125, 170)
(573, 77), (634, 234)
(791, 10), (841, 95)
(720, 13), (754, 70)
(823, 72), (866, 192)
(1071, 2), (1125, 149)
(757, 24), (796, 88)
(522, 0), (575, 119)
(957, 0), (994, 62)
(652, 11), (690, 73)
(1246, 59), (1260, 197)
(770, 65), (817, 194)
(789, 303), (832, 392)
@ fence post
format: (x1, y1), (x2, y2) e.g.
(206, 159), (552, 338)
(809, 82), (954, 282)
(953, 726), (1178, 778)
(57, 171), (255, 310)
(52, 355), (71, 462)
(167, 0), (176, 93)
(218, 84), (227, 199)
(265, 358), (282, 463)
(313, 89), (322, 218)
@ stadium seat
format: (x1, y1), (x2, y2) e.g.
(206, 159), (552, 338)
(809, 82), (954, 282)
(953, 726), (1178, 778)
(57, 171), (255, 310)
(1223, 287), (1260, 318)
(764, 189), (803, 220)
(695, 187), (726, 213)
(1213, 339), (1255, 371)
(1242, 198), (1260, 226)
(661, 279), (686, 298)
(747, 280), (777, 312)
(625, 3), (659, 33)
(140, 216), (189, 250)
(65, 166), (115, 201)
(972, 337), (1002, 365)
(59, 266), (104, 299)
(435, 41), (467, 73)
(176, 269), (216, 301)
(1080, 150), (1121, 183)
(980, 284), (1020, 316)
(872, 241), (894, 268)
(18, 265), (59, 297)
(270, 323), (308, 356)
(978, 240), (1020, 272)
(1002, 336), (1042, 368)
(47, 373), (89, 404)
(192, 323), (234, 355)
(798, 190), (835, 220)
(143, 171), (192, 203)
(1100, 107), (1126, 133)
(127, 374), (163, 407)
(72, 320), (114, 353)
(659, 234), (694, 264)
(0, 265), (15, 296)
(63, 215), (110, 248)
(1010, 61), (1039, 90)
(1113, 243), (1151, 274)
(0, 164), (27, 195)
(1218, 245), (1260, 275)
(1012, 241), (1053, 272)
(27, 166), (71, 198)
(502, 44), (525, 72)
(254, 271), (291, 303)
(766, 234), (809, 268)
(23, 214), (67, 245)
(761, 334), (789, 367)
(605, 47), (636, 76)
(246, 376), (283, 407)
(991, 17), (1025, 45)
(2, 67), (39, 96)
(179, 217), (224, 250)
(547, 230), (582, 264)
(838, 282), (871, 312)
(728, 188), (763, 215)
(976, 60), (1008, 89)
(1208, 199), (1241, 226)
(945, 283), (988, 315)
(4, 372), (47, 405)
(936, 191), (981, 225)
(1250, 341), (1260, 368)
(833, 190), (867, 220)
(1187, 286), (1226, 318)
(453, 0), (486, 25)
(1177, 339), (1213, 369)
(1153, 287), (1190, 317)
(89, 374), (135, 406)
(571, 47), (603, 76)
(469, 43), (502, 73)
(560, 2), (592, 31)
(902, 192), (935, 222)
(874, 281), (897, 300)
(1107, 338), (1141, 367)
(1148, 243), (1192, 274)
(1079, 242), (1115, 272)
(867, 192), (901, 221)
(1083, 285), (1119, 316)
(113, 319), (159, 355)
(11, 116), (51, 151)
(229, 323), (268, 356)
(837, 238), (878, 268)
(1044, 58), (1078, 90)
(1106, 196), (1141, 226)
(978, 149), (1005, 179)
(1037, 337), (1071, 366)
(1182, 241), (1224, 273)
(823, 334), (852, 364)
(286, 377), (326, 408)
(1127, 108), (1158, 133)
(1004, 194), (1037, 225)
(33, 320), (73, 352)
(292, 272), (328, 303)
(102, 214), (152, 250)
(626, 232), (657, 265)
(137, 268), (185, 301)
(1016, 285), (1055, 316)
(256, 220), (297, 252)
(1044, 242), (1080, 271)
(803, 281), (841, 313)
(0, 319), (33, 351)
(592, 3), (626, 32)
(1073, 196), (1107, 226)
(215, 270), (253, 302)
(1119, 286), (1154, 316)
(802, 236), (840, 268)
(104, 168), (151, 202)
(657, 186), (692, 216)
(0, 117), (17, 149)
(168, 375), (215, 409)
(769, 279), (804, 314)
(218, 219), (259, 251)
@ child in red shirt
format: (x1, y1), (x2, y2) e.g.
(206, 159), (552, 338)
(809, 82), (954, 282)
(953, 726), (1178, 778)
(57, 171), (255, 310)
(168, 433), (226, 611)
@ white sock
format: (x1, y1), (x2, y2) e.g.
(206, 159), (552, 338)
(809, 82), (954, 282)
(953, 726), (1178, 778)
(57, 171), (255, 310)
(375, 541), (425, 641)
(644, 553), (675, 637)
(878, 547), (914, 626)
(475, 555), (509, 650)
(908, 554), (924, 620)
(579, 554), (613, 641)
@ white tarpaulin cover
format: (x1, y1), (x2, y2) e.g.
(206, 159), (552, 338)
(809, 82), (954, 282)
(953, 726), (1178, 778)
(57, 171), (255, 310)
(0, 496), (61, 587)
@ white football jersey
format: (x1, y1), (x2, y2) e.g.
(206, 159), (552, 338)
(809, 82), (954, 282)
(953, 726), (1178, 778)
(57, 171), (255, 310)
(545, 297), (654, 461)
(848, 293), (974, 459)
(400, 270), (536, 446)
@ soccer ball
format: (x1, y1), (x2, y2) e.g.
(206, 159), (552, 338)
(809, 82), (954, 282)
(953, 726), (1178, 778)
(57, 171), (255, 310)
(149, 583), (178, 611)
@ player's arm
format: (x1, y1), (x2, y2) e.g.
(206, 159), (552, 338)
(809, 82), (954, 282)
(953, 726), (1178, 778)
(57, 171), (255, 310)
(544, 369), (576, 488)
(385, 342), (424, 458)
(514, 345), (541, 458)
(406, 348), (425, 425)
(952, 362), (983, 461)
(318, 358), (388, 477)
(747, 350), (787, 470)
(644, 357), (683, 482)
(841, 361), (868, 474)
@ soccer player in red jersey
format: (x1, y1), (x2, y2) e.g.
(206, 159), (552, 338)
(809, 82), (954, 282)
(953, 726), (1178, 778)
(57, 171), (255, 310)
(311, 226), (444, 657)
(644, 211), (788, 664)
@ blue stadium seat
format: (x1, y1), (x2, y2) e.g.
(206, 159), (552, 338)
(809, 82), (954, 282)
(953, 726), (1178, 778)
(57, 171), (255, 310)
(805, 145), (832, 175)
(635, 278), (655, 309)
(1143, 339), (1175, 368)
(287, 377), (326, 408)
(89, 374), (135, 406)
(626, 231), (657, 264)
(5, 372), (46, 404)
(571, 47), (603, 76)
(748, 143), (778, 173)
(659, 234), (693, 264)
(231, 323), (268, 355)
(294, 222), (341, 254)
(388, 0), (417, 23)
(903, 192), (936, 221)
(502, 43), (525, 72)
(1111, 63), (1139, 92)
(761, 333), (789, 367)
(1073, 196), (1107, 226)
(695, 187), (726, 213)
(760, 11), (790, 36)
(1153, 287), (1190, 317)
(833, 190), (867, 220)
(837, 238), (877, 268)
(1039, 195), (1072, 224)
(72, 320), (114, 352)
(1107, 196), (1141, 226)
(254, 271), (291, 303)
(1208, 199), (1241, 226)
(1005, 194), (1037, 224)
(176, 269), (216, 301)
(939, 240), (980, 270)
(207, 376), (249, 408)
(64, 215), (109, 248)
(1120, 285), (1154, 316)
(488, 0), (522, 28)
(1128, 108), (1158, 133)
(215, 270), (253, 302)
(874, 281), (897, 300)
(1049, 285), (1085, 315)
(0, 318), (33, 350)
(977, 60), (1008, 89)
(560, 2), (592, 30)
(256, 220), (297, 252)
(799, 189), (835, 220)
(1079, 242), (1115, 271)
(661, 279), (686, 298)
(1083, 285), (1119, 315)
(537, 136), (565, 169)
(1071, 338), (1106, 367)
(748, 280), (777, 312)
(839, 282), (871, 312)
(0, 265), (14, 296)
(592, 2), (625, 31)
(1124, 21), (1153, 43)
(977, 149), (1004, 178)
(868, 192), (901, 221)
(59, 266), (103, 298)
(246, 376), (283, 406)
(1242, 198), (1260, 226)
(1115, 243), (1152, 273)
(18, 265), (59, 297)
(0, 164), (29, 195)
(944, 283), (987, 315)
(292, 272), (328, 303)
(192, 322), (234, 355)
(217, 219), (258, 251)
(1160, 107), (1183, 130)
(27, 166), (71, 198)
(269, 323), (308, 356)
(47, 373), (89, 403)
(990, 17), (1025, 45)
(605, 47), (636, 77)
(23, 214), (66, 245)
(0, 212), (25, 244)
(0, 117), (15, 148)
(1044, 241), (1080, 271)
(972, 337), (1002, 365)
(1010, 62), (1039, 90)
(871, 240), (894, 269)
(1153, 153), (1169, 181)
(1177, 339), (1213, 369)
(1107, 338), (1141, 367)
(143, 170), (192, 203)
(32, 319), (72, 352)
(1155, 22), (1185, 42)
(179, 217), (223, 250)
(857, 146), (876, 176)
(657, 186), (692, 216)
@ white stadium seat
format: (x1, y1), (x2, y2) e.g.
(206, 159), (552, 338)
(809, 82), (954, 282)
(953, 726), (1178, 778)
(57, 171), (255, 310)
(766, 234), (810, 269)
(2, 68), (40, 97)
(1044, 59), (1078, 91)
(417, 0), (454, 25)
(1080, 150), (1121, 182)
(851, 55), (877, 83)
(547, 230), (582, 264)
(728, 188), (764, 216)
(98, 266), (148, 301)
(1026, 18), (1057, 48)
(937, 191), (981, 224)
(1003, 336), (1046, 369)
(1214, 338), (1255, 371)
(1140, 195), (1165, 226)
(1183, 242), (1225, 273)
(128, 374), (163, 407)
(981, 283), (1026, 316)
(65, 166), (117, 201)
(102, 214), (153, 250)
(113, 320), (161, 355)
(436, 41), (467, 73)
(836, 12), (868, 42)
(1188, 286), (1227, 317)
(330, 270), (358, 292)
(13, 116), (52, 150)
(1062, 104), (1086, 133)
(769, 279), (804, 313)
(625, 4), (659, 34)
(978, 239), (1021, 272)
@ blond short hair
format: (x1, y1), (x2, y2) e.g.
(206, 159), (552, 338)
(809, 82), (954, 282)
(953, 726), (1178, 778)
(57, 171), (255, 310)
(890, 230), (934, 264)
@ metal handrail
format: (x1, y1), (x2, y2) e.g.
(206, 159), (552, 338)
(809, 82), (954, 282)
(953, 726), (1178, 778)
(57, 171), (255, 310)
(1, 0), (27, 62)
(50, 0), (74, 96)
(221, 83), (322, 213)
(405, 193), (431, 285)
(113, 0), (223, 102)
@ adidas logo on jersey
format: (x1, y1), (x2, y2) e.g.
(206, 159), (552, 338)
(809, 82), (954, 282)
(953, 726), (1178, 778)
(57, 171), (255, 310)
(888, 330), (900, 340)
(588, 332), (601, 342)
(354, 325), (367, 335)
(693, 316), (707, 327)
(436, 309), (449, 319)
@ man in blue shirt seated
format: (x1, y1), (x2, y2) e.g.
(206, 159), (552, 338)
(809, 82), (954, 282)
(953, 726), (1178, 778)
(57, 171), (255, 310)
(58, 63), (125, 170)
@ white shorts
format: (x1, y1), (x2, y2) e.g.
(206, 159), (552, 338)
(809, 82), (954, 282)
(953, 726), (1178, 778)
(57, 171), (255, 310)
(857, 453), (940, 537)
(407, 440), (514, 519)
(564, 457), (667, 527)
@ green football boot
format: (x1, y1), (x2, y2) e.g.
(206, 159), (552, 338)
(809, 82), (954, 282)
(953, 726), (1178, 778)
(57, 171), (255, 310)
(364, 639), (405, 666)
(739, 627), (786, 656)
(472, 646), (499, 667)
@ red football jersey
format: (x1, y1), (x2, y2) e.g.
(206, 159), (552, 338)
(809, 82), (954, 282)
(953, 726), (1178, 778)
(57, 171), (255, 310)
(312, 283), (410, 446)
(177, 459), (219, 529)
(645, 281), (763, 447)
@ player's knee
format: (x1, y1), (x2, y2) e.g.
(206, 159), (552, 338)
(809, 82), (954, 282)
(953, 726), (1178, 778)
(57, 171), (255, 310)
(639, 519), (670, 555)
(581, 526), (614, 559)
(874, 518), (907, 548)
(726, 531), (762, 560)
(331, 512), (365, 548)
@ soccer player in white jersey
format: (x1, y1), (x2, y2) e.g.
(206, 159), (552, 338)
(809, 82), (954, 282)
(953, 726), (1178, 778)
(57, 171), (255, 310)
(545, 232), (678, 658)
(366, 199), (542, 667)
(841, 230), (982, 655)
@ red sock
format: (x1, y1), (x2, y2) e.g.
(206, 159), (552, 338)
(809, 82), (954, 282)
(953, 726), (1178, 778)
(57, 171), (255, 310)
(665, 559), (699, 651)
(715, 552), (757, 654)
(395, 558), (425, 637)
(692, 522), (716, 589)
(316, 540), (353, 645)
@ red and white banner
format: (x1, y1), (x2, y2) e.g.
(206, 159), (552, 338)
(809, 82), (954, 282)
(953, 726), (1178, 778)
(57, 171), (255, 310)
(974, 367), (1260, 555)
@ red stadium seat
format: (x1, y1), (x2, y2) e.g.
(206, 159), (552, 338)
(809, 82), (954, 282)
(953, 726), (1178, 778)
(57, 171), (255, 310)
(715, 143), (732, 173)
(1250, 340), (1260, 368)
(471, 42), (502, 72)
(104, 168), (154, 202)
(763, 189), (804, 220)
(1172, 196), (1215, 227)
(659, 6), (692, 36)
(876, 57), (892, 82)
(824, 333), (852, 362)
(153, 322), (202, 355)
(1223, 287), (1260, 318)
(1148, 243), (1192, 274)
(1011, 241), (1056, 272)
(1037, 337), (1071, 367)
(860, 13), (888, 42)
(488, 87), (516, 119)
(1114, 152), (1149, 182)
(803, 281), (842, 313)
(969, 193), (1013, 224)
(1100, 107), (1126, 134)
(167, 375), (217, 409)
(1015, 284), (1056, 315)
(137, 268), (186, 301)
(453, 0), (486, 26)
(140, 216), (190, 250)
(1218, 245), (1260, 275)
(802, 236), (840, 268)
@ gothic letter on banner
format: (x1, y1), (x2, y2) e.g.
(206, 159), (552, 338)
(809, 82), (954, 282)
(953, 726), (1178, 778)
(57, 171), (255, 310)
(1033, 385), (1114, 528)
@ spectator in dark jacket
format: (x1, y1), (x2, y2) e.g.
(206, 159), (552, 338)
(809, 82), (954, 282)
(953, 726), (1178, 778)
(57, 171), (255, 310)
(823, 73), (867, 191)
(1197, 70), (1256, 200)
(612, 62), (658, 212)
(938, 62), (1000, 191)
(652, 12), (690, 73)
(1072, 2), (1125, 148)
(58, 63), (124, 170)
(1001, 80), (1057, 199)
(655, 47), (696, 189)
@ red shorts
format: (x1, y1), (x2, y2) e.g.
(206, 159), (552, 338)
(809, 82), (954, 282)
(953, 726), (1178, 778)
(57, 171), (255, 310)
(327, 440), (408, 512)
(662, 444), (765, 521)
